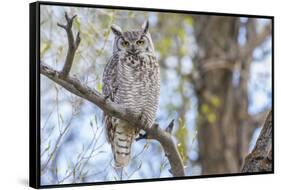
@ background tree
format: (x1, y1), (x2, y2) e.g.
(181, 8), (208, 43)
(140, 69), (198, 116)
(190, 16), (272, 174)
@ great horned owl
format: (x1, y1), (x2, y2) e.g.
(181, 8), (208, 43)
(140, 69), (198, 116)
(102, 21), (160, 167)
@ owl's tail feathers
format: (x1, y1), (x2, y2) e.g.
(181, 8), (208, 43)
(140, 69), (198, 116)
(112, 127), (134, 168)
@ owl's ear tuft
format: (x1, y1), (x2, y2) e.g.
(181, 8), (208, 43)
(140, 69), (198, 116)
(111, 24), (123, 36)
(141, 20), (149, 34)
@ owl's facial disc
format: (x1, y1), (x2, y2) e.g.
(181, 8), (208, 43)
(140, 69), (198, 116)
(112, 21), (152, 54)
(123, 36), (148, 55)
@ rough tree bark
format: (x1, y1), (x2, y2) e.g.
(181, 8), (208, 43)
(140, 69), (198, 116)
(191, 16), (271, 174)
(40, 13), (185, 177)
(241, 111), (272, 172)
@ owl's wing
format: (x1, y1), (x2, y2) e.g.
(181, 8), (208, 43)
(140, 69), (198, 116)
(102, 55), (119, 143)
(102, 55), (118, 101)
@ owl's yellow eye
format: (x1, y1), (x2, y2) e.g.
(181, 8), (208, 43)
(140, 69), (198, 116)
(122, 41), (129, 47)
(136, 40), (145, 46)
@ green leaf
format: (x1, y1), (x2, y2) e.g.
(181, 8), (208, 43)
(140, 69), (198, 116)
(201, 104), (210, 114)
(97, 82), (102, 93)
(175, 118), (188, 163)
(103, 30), (110, 38)
(178, 29), (185, 41)
(40, 40), (52, 57)
(57, 45), (64, 58)
(45, 141), (51, 151)
(210, 96), (221, 107)
(207, 113), (217, 123)
(156, 38), (172, 57)
(128, 11), (134, 17)
(184, 17), (193, 26)
(73, 17), (81, 31)
(179, 46), (187, 57)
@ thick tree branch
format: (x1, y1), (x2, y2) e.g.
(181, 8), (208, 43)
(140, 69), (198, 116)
(40, 13), (185, 177)
(241, 110), (272, 172)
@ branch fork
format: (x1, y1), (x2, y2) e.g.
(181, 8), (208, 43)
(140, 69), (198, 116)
(57, 12), (81, 78)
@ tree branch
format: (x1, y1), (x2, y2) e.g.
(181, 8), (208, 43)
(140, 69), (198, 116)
(240, 22), (272, 58)
(57, 12), (81, 78)
(40, 13), (185, 177)
(241, 110), (272, 172)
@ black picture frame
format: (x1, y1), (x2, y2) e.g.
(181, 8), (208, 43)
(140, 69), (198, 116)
(30, 1), (274, 189)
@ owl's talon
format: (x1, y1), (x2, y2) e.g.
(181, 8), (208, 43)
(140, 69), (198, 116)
(104, 94), (110, 101)
(135, 133), (147, 141)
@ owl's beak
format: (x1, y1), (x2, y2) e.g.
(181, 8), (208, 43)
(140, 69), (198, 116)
(131, 47), (137, 53)
(129, 45), (138, 55)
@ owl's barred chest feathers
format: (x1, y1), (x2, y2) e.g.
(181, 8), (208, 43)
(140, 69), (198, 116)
(115, 52), (160, 117)
(102, 20), (160, 167)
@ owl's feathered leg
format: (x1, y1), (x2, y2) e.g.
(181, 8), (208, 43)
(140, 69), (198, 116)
(138, 110), (151, 129)
(135, 111), (150, 141)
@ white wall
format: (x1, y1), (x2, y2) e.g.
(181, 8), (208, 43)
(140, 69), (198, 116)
(0, 0), (279, 189)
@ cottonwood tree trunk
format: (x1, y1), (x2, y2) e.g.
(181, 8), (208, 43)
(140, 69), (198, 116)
(242, 111), (272, 172)
(191, 16), (271, 174)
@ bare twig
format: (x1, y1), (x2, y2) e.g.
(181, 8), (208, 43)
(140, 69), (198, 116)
(77, 128), (105, 181)
(58, 126), (106, 184)
(40, 13), (185, 177)
(165, 119), (175, 134)
(41, 113), (75, 174)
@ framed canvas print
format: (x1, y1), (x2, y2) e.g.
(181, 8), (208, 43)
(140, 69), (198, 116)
(29, 1), (274, 188)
